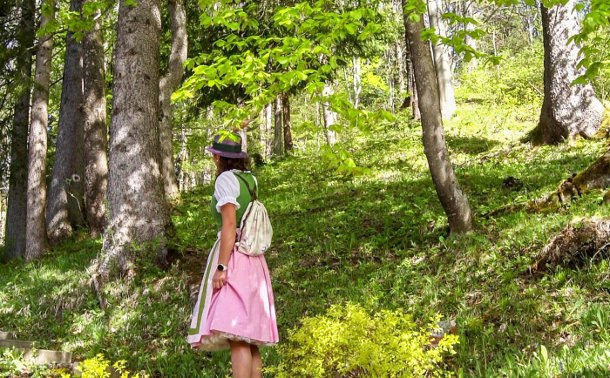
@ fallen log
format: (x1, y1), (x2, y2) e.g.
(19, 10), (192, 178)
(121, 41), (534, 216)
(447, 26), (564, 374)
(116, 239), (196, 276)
(527, 149), (610, 212)
(532, 217), (610, 271)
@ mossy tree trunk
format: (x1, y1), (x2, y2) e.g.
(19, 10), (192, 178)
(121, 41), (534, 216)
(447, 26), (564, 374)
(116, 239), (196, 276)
(403, 5), (474, 234)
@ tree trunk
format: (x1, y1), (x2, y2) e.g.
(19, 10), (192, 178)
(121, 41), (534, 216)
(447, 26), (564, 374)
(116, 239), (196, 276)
(386, 49), (395, 114)
(264, 103), (272, 158)
(99, 0), (168, 279)
(159, 0), (187, 207)
(82, 0), (108, 237)
(282, 93), (293, 152)
(404, 6), (474, 234)
(4, 0), (35, 261)
(25, 1), (56, 260)
(322, 81), (337, 147)
(533, 217), (610, 271)
(427, 0), (457, 119)
(273, 95), (283, 156)
(462, 0), (478, 72)
(47, 0), (85, 245)
(528, 148), (610, 212)
(401, 7), (420, 120)
(352, 56), (361, 108)
(395, 42), (405, 94)
(531, 0), (604, 145)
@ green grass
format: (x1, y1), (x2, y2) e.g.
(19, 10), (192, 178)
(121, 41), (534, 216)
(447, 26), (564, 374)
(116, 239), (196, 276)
(2, 61), (610, 376)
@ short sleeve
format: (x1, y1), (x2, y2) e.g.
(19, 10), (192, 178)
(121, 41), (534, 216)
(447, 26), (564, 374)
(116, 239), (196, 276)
(214, 172), (241, 212)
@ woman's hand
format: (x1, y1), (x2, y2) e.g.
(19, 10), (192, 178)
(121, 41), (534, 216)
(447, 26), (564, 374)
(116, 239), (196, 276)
(212, 270), (228, 289)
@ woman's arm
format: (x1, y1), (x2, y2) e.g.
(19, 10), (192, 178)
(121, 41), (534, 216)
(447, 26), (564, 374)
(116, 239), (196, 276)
(212, 203), (237, 289)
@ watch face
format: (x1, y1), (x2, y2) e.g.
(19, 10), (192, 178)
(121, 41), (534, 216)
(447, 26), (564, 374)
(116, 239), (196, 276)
(217, 264), (225, 271)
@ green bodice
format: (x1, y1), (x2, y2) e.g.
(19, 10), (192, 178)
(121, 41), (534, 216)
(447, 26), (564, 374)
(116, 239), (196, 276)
(211, 171), (257, 228)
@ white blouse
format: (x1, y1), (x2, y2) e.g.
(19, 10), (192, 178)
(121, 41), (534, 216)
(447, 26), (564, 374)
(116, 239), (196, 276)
(214, 170), (258, 213)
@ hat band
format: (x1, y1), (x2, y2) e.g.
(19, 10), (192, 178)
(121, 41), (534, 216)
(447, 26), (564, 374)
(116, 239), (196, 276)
(212, 140), (242, 154)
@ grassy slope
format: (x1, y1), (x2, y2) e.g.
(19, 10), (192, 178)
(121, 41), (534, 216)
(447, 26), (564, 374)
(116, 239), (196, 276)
(2, 70), (610, 376)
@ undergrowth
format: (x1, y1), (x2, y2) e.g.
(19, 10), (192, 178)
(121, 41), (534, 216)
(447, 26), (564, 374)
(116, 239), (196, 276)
(2, 47), (610, 376)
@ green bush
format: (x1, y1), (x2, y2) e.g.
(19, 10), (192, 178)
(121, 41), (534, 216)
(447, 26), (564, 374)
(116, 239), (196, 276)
(269, 303), (458, 377)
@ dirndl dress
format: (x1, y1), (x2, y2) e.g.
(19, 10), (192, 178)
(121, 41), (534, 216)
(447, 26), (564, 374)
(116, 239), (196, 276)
(187, 170), (279, 351)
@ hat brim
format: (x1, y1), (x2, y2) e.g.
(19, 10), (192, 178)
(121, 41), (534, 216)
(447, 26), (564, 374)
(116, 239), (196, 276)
(206, 146), (249, 159)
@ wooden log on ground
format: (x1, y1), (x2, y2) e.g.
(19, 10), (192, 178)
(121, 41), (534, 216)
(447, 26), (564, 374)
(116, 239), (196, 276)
(532, 217), (610, 271)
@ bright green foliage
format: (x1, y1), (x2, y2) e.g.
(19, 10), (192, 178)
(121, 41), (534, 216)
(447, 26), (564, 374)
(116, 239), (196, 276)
(176, 1), (386, 122)
(269, 303), (458, 377)
(571, 0), (610, 99)
(80, 354), (143, 378)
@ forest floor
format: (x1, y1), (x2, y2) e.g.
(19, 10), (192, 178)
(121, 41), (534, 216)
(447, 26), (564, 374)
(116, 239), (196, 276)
(2, 91), (610, 376)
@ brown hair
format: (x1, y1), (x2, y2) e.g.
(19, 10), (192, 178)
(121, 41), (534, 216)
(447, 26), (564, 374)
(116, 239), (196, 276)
(216, 156), (252, 176)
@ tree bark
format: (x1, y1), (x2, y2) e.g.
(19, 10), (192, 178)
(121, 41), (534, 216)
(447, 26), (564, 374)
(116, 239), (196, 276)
(47, 0), (85, 245)
(322, 81), (337, 147)
(404, 8), (474, 234)
(158, 0), (187, 206)
(282, 93), (293, 152)
(427, 0), (457, 119)
(401, 6), (420, 120)
(533, 217), (610, 271)
(531, 0), (604, 145)
(4, 0), (35, 261)
(264, 103), (272, 158)
(99, 0), (168, 279)
(25, 1), (56, 260)
(82, 0), (108, 237)
(462, 0), (478, 72)
(273, 95), (283, 156)
(352, 56), (361, 108)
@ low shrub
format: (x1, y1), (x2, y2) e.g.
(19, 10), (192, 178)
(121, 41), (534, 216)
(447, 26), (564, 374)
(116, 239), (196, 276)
(269, 302), (458, 377)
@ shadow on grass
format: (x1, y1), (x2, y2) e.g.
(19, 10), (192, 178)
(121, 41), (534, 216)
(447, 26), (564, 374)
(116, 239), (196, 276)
(446, 135), (500, 155)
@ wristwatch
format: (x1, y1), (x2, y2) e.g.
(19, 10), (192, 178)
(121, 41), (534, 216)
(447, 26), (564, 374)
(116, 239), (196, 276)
(217, 264), (228, 272)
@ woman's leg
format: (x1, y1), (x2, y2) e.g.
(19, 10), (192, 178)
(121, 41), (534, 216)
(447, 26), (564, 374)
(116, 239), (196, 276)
(250, 345), (262, 378)
(229, 340), (252, 378)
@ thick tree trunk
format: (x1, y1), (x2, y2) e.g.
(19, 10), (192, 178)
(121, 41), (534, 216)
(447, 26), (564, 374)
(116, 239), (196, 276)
(47, 0), (85, 245)
(322, 82), (337, 147)
(4, 0), (35, 261)
(273, 95), (283, 156)
(82, 0), (108, 237)
(427, 0), (457, 119)
(159, 0), (187, 206)
(99, 0), (168, 279)
(282, 93), (293, 152)
(404, 9), (474, 234)
(531, 0), (604, 145)
(25, 1), (56, 260)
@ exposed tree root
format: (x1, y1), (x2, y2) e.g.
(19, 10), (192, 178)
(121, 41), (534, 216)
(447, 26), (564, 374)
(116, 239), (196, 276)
(527, 148), (610, 212)
(531, 217), (610, 272)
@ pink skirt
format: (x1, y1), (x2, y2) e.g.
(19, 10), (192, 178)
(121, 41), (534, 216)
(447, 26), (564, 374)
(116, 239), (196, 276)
(187, 237), (279, 351)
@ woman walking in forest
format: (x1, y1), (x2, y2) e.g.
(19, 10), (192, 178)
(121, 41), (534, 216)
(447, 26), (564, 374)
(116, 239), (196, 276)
(187, 132), (278, 377)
